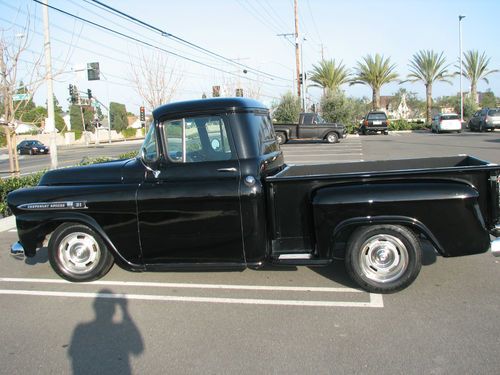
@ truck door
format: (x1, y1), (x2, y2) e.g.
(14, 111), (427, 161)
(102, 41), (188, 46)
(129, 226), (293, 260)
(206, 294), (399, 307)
(298, 113), (320, 139)
(137, 115), (244, 264)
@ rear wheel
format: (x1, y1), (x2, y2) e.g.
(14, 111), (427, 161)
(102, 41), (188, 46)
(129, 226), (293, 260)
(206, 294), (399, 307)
(276, 132), (286, 145)
(345, 225), (422, 293)
(325, 132), (338, 143)
(48, 223), (114, 282)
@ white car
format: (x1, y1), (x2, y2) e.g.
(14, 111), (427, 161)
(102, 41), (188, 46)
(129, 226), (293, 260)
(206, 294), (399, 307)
(431, 113), (462, 133)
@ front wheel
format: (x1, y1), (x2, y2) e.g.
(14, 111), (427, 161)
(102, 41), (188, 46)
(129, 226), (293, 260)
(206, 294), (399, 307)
(345, 225), (422, 293)
(48, 223), (114, 282)
(325, 132), (338, 143)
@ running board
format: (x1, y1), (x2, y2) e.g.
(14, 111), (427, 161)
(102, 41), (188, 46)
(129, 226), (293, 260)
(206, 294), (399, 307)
(273, 253), (332, 266)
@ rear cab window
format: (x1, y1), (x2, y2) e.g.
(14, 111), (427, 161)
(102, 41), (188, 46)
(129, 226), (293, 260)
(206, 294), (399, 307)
(487, 109), (500, 116)
(441, 114), (459, 120)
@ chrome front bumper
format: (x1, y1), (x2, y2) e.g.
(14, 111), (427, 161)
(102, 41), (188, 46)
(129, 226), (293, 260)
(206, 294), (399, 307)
(10, 241), (25, 257)
(492, 225), (500, 257)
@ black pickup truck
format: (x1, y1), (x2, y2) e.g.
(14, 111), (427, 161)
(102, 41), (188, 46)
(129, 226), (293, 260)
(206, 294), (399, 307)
(8, 98), (500, 293)
(273, 112), (346, 144)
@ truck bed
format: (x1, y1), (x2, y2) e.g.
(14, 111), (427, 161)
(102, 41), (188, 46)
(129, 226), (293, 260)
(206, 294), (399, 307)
(265, 155), (500, 256)
(267, 155), (498, 181)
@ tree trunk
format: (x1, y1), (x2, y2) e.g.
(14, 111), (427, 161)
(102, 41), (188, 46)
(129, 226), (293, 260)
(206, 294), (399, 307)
(426, 83), (432, 126)
(372, 88), (380, 110)
(471, 83), (478, 104)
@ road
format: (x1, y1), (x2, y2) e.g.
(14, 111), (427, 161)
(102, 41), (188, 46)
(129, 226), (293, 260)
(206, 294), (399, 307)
(0, 130), (499, 374)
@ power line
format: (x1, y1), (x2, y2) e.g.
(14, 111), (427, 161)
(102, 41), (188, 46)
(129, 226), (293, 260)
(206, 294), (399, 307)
(32, 0), (290, 89)
(87, 0), (288, 82)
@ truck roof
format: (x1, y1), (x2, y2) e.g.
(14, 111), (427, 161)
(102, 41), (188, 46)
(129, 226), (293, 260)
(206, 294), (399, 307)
(153, 97), (268, 120)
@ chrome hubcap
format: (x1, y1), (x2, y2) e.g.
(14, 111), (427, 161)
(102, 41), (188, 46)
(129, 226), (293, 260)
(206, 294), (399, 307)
(359, 234), (408, 283)
(58, 232), (101, 274)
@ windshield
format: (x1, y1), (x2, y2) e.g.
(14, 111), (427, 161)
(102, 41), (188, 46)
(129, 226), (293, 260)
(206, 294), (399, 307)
(441, 114), (459, 120)
(367, 113), (387, 121)
(141, 122), (158, 162)
(487, 109), (500, 116)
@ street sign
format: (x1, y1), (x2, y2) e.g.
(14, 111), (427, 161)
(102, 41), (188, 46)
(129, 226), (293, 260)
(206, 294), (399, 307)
(13, 93), (29, 101)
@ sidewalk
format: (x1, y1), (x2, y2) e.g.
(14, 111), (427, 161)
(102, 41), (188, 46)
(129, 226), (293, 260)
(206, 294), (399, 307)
(0, 215), (16, 233)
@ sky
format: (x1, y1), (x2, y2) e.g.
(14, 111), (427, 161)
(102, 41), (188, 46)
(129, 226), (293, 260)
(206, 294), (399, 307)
(1, 0), (500, 115)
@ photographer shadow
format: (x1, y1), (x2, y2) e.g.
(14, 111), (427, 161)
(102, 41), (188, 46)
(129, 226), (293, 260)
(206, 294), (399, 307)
(68, 289), (144, 375)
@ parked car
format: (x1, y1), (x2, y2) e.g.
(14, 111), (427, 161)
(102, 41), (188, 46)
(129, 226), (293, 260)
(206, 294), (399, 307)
(16, 140), (50, 155)
(7, 98), (500, 294)
(431, 113), (462, 133)
(359, 111), (389, 135)
(274, 112), (346, 144)
(468, 108), (500, 132)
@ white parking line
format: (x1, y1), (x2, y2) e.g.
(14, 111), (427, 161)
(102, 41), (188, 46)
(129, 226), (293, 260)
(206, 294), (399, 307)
(0, 289), (384, 308)
(0, 277), (384, 308)
(0, 277), (362, 293)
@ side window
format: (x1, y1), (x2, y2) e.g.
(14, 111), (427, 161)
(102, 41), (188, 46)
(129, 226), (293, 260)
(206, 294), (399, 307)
(141, 123), (158, 162)
(163, 115), (233, 163)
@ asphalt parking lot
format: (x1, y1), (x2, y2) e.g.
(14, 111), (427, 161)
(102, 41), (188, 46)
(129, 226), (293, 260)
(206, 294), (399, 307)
(1, 130), (499, 374)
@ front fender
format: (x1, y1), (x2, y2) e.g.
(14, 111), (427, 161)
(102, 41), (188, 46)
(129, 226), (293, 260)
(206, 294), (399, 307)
(15, 212), (144, 270)
(312, 180), (490, 258)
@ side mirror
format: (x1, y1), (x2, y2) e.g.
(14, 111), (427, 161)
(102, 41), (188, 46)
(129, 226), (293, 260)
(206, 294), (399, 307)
(140, 147), (161, 178)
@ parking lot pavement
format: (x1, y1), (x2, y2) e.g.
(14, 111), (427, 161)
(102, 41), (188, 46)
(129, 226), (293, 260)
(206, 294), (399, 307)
(281, 136), (363, 164)
(2, 133), (500, 374)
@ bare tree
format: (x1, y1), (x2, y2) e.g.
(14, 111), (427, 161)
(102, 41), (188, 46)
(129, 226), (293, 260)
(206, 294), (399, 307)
(129, 49), (182, 110)
(1, 17), (45, 176)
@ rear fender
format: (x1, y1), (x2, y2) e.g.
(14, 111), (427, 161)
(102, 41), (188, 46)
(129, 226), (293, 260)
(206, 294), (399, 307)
(312, 181), (491, 259)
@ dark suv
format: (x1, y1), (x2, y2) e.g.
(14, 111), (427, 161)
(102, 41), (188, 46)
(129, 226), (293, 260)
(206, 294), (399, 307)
(468, 108), (500, 132)
(359, 111), (389, 135)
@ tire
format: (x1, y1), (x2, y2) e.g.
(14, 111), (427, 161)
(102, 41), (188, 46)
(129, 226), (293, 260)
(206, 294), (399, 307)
(383, 130), (389, 135)
(29, 149), (33, 155)
(325, 132), (338, 143)
(48, 223), (114, 282)
(345, 225), (422, 293)
(276, 132), (286, 145)
(479, 123), (484, 132)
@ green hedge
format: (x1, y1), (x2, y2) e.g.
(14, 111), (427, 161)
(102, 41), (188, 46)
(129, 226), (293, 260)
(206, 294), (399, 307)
(0, 171), (46, 217)
(121, 127), (137, 138)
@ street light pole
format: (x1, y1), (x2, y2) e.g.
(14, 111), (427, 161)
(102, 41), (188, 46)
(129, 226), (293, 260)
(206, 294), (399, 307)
(42, 0), (58, 169)
(459, 15), (465, 123)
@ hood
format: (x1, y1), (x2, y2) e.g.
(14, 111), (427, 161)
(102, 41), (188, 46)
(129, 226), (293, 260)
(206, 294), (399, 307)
(39, 159), (132, 186)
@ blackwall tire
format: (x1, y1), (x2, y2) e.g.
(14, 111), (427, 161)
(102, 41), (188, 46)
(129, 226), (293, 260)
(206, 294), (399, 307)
(345, 225), (422, 293)
(326, 132), (338, 143)
(48, 223), (114, 282)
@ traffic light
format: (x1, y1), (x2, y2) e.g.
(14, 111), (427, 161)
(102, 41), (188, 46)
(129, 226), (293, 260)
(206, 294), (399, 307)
(236, 88), (243, 97)
(299, 73), (303, 85)
(140, 106), (145, 122)
(87, 89), (92, 100)
(69, 84), (77, 104)
(87, 62), (100, 81)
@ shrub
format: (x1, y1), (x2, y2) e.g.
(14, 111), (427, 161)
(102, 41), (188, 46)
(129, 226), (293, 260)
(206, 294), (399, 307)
(272, 92), (301, 122)
(119, 151), (138, 159)
(121, 127), (137, 138)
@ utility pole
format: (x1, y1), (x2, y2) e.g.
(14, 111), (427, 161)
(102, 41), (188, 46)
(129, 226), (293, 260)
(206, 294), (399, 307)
(294, 0), (301, 98)
(42, 0), (58, 169)
(458, 15), (465, 123)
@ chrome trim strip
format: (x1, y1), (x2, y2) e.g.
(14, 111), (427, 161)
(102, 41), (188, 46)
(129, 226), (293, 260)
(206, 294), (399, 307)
(18, 201), (87, 211)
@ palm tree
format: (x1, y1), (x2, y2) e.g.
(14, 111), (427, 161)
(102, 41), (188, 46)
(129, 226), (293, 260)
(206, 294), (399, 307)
(459, 50), (499, 104)
(308, 59), (351, 94)
(406, 50), (452, 125)
(351, 54), (399, 110)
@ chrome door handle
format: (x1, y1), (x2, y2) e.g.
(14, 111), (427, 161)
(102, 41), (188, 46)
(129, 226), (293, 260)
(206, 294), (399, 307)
(217, 168), (237, 173)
